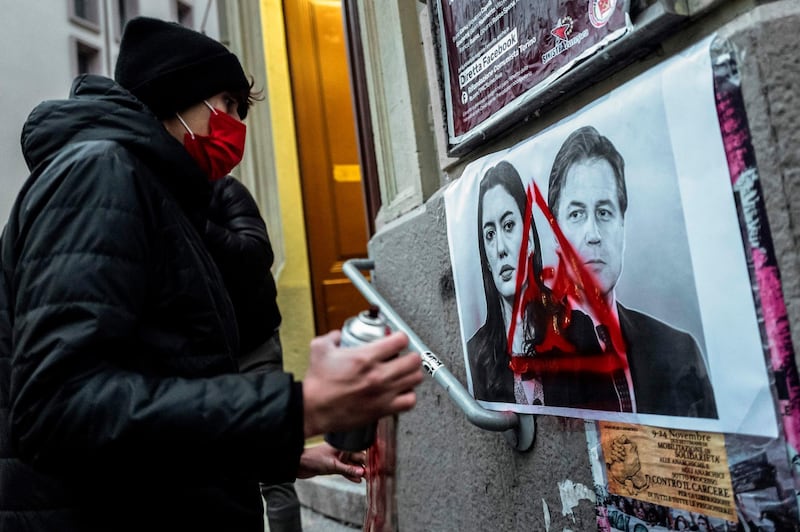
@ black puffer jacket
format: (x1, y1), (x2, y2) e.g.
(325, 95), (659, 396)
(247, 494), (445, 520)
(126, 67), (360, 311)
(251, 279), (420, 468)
(0, 75), (304, 532)
(205, 176), (282, 355)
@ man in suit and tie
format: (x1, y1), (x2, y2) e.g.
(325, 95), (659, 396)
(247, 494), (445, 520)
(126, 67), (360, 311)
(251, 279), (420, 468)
(546, 125), (717, 418)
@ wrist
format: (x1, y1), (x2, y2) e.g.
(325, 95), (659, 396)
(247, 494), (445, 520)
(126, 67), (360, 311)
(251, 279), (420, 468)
(301, 379), (324, 438)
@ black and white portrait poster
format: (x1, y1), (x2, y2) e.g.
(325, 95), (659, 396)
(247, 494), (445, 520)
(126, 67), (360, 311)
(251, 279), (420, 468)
(444, 37), (778, 437)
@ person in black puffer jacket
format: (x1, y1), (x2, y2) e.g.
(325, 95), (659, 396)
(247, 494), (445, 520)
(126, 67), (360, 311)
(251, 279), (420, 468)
(206, 176), (301, 532)
(0, 17), (423, 532)
(205, 177), (371, 532)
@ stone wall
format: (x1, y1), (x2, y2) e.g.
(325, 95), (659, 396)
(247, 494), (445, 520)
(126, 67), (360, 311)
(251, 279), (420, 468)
(368, 2), (800, 530)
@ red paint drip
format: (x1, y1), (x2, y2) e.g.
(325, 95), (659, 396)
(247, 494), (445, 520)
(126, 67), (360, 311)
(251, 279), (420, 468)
(363, 416), (397, 532)
(505, 181), (627, 374)
(505, 185), (536, 352)
(534, 182), (624, 356)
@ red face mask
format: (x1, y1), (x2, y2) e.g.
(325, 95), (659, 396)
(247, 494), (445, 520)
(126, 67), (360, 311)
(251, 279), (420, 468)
(177, 101), (246, 182)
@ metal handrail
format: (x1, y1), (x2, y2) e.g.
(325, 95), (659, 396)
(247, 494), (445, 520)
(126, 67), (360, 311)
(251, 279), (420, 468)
(343, 258), (535, 451)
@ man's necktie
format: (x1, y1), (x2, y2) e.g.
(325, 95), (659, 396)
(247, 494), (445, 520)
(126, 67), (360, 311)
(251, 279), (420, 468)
(596, 323), (633, 413)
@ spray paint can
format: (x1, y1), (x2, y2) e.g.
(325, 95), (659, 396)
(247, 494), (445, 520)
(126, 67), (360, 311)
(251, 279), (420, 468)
(324, 305), (390, 452)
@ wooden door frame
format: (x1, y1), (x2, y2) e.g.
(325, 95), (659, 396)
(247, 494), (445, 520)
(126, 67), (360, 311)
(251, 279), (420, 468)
(283, 0), (338, 334)
(342, 0), (380, 237)
(282, 0), (371, 334)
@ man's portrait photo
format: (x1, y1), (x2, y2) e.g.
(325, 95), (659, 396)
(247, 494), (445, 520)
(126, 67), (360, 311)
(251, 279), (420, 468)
(545, 125), (717, 418)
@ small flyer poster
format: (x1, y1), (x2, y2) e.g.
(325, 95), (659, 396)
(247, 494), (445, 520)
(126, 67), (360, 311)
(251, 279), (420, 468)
(434, 0), (630, 146)
(587, 420), (800, 531)
(599, 421), (736, 521)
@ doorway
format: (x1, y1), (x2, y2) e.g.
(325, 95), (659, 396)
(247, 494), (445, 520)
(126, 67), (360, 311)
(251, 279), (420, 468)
(283, 0), (371, 334)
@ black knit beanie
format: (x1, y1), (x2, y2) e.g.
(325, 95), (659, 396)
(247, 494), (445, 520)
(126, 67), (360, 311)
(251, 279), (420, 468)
(114, 17), (249, 119)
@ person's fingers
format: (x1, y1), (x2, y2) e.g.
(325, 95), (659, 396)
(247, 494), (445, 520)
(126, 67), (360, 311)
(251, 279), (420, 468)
(381, 352), (423, 381)
(338, 451), (367, 467)
(386, 368), (425, 395)
(328, 329), (342, 346)
(358, 332), (409, 362)
(310, 330), (341, 352)
(386, 389), (417, 413)
(383, 353), (424, 390)
(339, 462), (365, 479)
(338, 467), (364, 483)
(331, 455), (364, 480)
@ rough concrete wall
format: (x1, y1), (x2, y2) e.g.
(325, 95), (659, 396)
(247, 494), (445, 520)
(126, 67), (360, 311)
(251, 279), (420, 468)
(718, 2), (800, 359)
(369, 3), (799, 531)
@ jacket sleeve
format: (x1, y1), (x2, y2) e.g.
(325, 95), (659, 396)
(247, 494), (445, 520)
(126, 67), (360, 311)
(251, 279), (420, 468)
(204, 176), (281, 353)
(205, 175), (273, 274)
(8, 146), (302, 483)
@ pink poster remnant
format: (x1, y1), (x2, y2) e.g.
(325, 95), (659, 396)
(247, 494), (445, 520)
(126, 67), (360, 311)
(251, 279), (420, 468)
(712, 38), (800, 503)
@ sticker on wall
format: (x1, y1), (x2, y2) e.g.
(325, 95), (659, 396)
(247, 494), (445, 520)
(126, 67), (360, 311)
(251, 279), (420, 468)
(588, 421), (799, 530)
(711, 36), (800, 504)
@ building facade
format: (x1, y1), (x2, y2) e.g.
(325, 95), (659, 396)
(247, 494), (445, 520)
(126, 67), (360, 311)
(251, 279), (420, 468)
(349, 0), (800, 530)
(0, 1), (227, 219)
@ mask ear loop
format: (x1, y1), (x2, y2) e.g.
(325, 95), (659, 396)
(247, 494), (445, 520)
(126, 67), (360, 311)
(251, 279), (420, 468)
(176, 113), (195, 140)
(203, 100), (219, 115)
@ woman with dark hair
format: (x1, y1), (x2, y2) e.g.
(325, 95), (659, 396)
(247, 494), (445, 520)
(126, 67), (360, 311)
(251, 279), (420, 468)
(467, 161), (559, 403)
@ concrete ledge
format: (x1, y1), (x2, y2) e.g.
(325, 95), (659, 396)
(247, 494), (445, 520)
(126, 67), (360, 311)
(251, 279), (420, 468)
(294, 476), (366, 528)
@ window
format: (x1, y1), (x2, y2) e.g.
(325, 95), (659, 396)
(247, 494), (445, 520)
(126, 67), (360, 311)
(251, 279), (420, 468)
(115, 0), (139, 37)
(177, 1), (193, 27)
(73, 39), (101, 76)
(69, 0), (100, 30)
(74, 0), (87, 18)
(74, 0), (95, 21)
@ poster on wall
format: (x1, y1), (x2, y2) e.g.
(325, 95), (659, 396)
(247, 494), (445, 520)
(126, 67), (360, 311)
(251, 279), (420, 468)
(434, 0), (630, 151)
(586, 422), (800, 530)
(580, 37), (800, 531)
(599, 422), (737, 522)
(443, 36), (779, 438)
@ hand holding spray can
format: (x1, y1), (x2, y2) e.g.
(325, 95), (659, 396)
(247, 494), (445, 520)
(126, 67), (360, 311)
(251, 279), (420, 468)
(324, 305), (390, 452)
